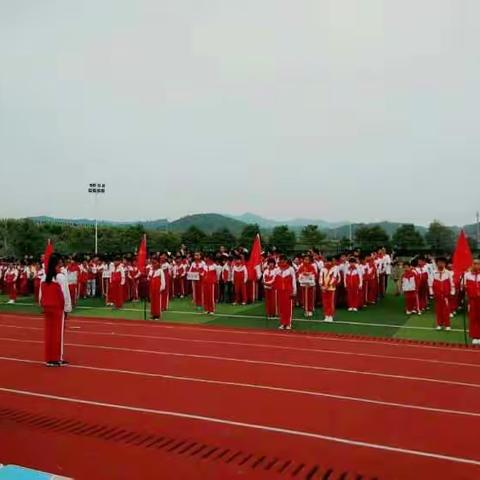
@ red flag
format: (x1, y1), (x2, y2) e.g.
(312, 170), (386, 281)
(452, 230), (473, 282)
(43, 239), (54, 271)
(137, 235), (147, 273)
(247, 234), (262, 281)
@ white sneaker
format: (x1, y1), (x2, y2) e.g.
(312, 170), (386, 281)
(449, 313), (454, 319)
(348, 308), (353, 312)
(417, 312), (422, 316)
(352, 308), (358, 312)
(278, 325), (285, 330)
(445, 326), (451, 331)
(436, 326), (442, 331)
(324, 317), (333, 323)
(7, 300), (14, 304)
(285, 325), (292, 330)
(472, 339), (479, 345)
(406, 311), (411, 315)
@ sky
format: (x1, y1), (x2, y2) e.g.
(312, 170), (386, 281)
(0, 0), (479, 226)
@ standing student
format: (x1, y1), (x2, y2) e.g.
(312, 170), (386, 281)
(297, 255), (317, 317)
(401, 262), (421, 315)
(109, 258), (126, 309)
(202, 254), (218, 314)
(149, 258), (166, 320)
(232, 256), (248, 305)
(188, 252), (206, 309)
(429, 257), (455, 331)
(160, 254), (171, 311)
(319, 257), (339, 322)
(415, 258), (430, 312)
(345, 257), (363, 312)
(263, 258), (278, 318)
(4, 264), (18, 304)
(66, 258), (80, 306)
(40, 254), (72, 367)
(465, 259), (480, 344)
(221, 256), (234, 304)
(275, 255), (297, 330)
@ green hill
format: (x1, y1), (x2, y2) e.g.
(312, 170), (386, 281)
(168, 213), (246, 235)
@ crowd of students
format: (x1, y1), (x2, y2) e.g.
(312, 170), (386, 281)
(1, 246), (479, 343)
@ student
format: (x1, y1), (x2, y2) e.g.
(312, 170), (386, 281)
(109, 257), (126, 309)
(429, 257), (455, 331)
(188, 252), (206, 309)
(319, 257), (339, 322)
(465, 259), (480, 344)
(345, 257), (363, 312)
(160, 254), (171, 311)
(4, 263), (18, 304)
(221, 256), (234, 304)
(263, 258), (278, 318)
(149, 257), (166, 320)
(40, 254), (72, 367)
(275, 255), (296, 330)
(202, 254), (218, 314)
(232, 256), (248, 305)
(297, 255), (317, 317)
(401, 262), (421, 315)
(415, 258), (430, 312)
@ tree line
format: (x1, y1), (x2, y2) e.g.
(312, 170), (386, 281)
(0, 218), (469, 259)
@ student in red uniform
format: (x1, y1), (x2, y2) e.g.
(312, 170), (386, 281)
(40, 254), (72, 367)
(188, 252), (206, 309)
(160, 254), (171, 311)
(365, 256), (378, 305)
(149, 257), (166, 320)
(297, 255), (317, 317)
(66, 258), (80, 306)
(263, 258), (278, 318)
(109, 258), (125, 309)
(202, 254), (218, 314)
(4, 264), (18, 304)
(232, 256), (248, 305)
(415, 258), (430, 312)
(429, 257), (455, 331)
(320, 257), (338, 322)
(401, 262), (421, 315)
(78, 261), (89, 299)
(465, 259), (480, 344)
(345, 257), (363, 312)
(275, 255), (297, 330)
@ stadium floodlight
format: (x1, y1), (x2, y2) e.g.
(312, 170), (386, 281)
(88, 183), (106, 254)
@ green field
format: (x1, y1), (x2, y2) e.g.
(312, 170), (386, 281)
(0, 284), (472, 345)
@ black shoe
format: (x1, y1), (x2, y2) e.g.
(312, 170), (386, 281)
(46, 361), (61, 368)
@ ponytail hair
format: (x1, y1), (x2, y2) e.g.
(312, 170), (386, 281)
(45, 253), (61, 284)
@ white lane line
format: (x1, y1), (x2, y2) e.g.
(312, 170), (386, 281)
(1, 336), (479, 390)
(0, 386), (479, 467)
(1, 302), (465, 333)
(0, 323), (477, 369)
(1, 312), (476, 355)
(1, 355), (479, 419)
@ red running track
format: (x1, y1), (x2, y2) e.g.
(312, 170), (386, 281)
(0, 312), (480, 479)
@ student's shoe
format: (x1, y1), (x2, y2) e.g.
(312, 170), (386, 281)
(449, 313), (454, 318)
(232, 303), (238, 306)
(348, 308), (353, 312)
(278, 325), (285, 330)
(417, 311), (422, 316)
(445, 326), (451, 331)
(241, 303), (246, 305)
(472, 339), (480, 345)
(324, 317), (333, 323)
(436, 326), (442, 331)
(46, 361), (61, 367)
(7, 300), (15, 304)
(285, 325), (292, 330)
(60, 360), (70, 366)
(352, 308), (358, 312)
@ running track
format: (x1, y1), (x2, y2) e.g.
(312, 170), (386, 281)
(0, 313), (479, 479)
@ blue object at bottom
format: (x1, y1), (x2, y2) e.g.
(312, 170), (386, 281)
(0, 466), (55, 479)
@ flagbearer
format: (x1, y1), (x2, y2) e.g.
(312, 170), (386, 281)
(40, 254), (72, 367)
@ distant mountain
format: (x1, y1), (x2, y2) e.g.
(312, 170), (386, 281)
(230, 212), (348, 230)
(325, 222), (428, 239)
(29, 216), (169, 229)
(168, 213), (246, 235)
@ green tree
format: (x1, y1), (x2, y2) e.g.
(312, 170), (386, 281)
(269, 225), (296, 252)
(300, 224), (326, 248)
(210, 228), (237, 250)
(392, 224), (425, 251)
(10, 219), (44, 258)
(425, 220), (455, 252)
(181, 226), (208, 250)
(355, 225), (389, 251)
(239, 224), (260, 248)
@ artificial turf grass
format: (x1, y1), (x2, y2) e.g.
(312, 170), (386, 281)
(0, 291), (471, 345)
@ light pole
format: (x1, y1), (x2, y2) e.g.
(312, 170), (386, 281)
(88, 183), (106, 254)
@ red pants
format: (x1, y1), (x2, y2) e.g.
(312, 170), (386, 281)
(7, 284), (17, 301)
(161, 290), (169, 311)
(346, 287), (361, 309)
(130, 280), (139, 301)
(68, 284), (78, 306)
(110, 282), (124, 309)
(34, 280), (41, 304)
(468, 297), (480, 339)
(175, 278), (186, 297)
(192, 281), (203, 307)
(79, 281), (87, 299)
(44, 307), (64, 363)
(404, 291), (419, 312)
(203, 283), (216, 313)
(264, 288), (277, 317)
(246, 281), (257, 303)
(322, 290), (336, 317)
(150, 291), (161, 318)
(233, 281), (247, 304)
(434, 295), (451, 327)
(366, 279), (378, 304)
(301, 286), (315, 313)
(418, 284), (429, 311)
(277, 290), (293, 327)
